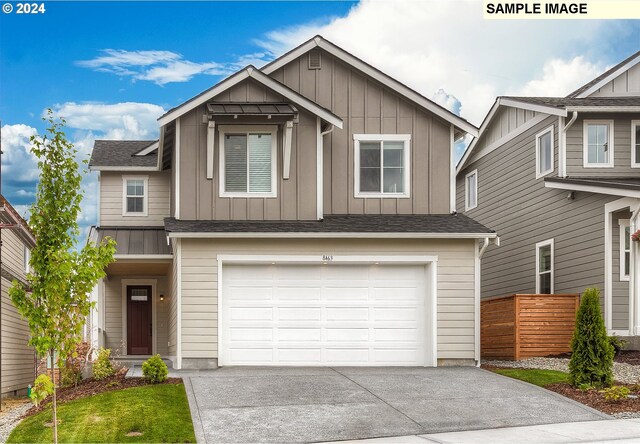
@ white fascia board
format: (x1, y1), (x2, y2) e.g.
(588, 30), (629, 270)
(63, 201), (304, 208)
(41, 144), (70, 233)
(157, 66), (343, 129)
(89, 166), (160, 172)
(545, 181), (640, 199)
(133, 141), (159, 156)
(566, 106), (640, 113)
(113, 254), (173, 260)
(167, 232), (497, 239)
(498, 98), (568, 117)
(262, 36), (477, 137)
(576, 55), (640, 98)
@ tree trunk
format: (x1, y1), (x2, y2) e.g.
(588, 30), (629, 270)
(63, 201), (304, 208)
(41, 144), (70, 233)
(51, 350), (58, 444)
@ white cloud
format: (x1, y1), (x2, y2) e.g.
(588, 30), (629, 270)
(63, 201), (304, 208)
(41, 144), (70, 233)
(77, 49), (273, 85)
(254, 0), (618, 126)
(1, 123), (39, 184)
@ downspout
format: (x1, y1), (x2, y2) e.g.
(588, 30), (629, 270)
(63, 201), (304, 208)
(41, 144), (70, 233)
(631, 204), (640, 335)
(475, 237), (491, 366)
(317, 122), (334, 221)
(560, 112), (578, 178)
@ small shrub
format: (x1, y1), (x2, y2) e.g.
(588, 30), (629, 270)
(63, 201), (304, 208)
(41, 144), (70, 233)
(569, 288), (614, 388)
(142, 355), (168, 383)
(630, 382), (640, 393)
(30, 374), (54, 406)
(106, 380), (121, 388)
(601, 385), (630, 402)
(577, 383), (593, 391)
(59, 364), (82, 388)
(93, 348), (115, 380)
(609, 335), (627, 356)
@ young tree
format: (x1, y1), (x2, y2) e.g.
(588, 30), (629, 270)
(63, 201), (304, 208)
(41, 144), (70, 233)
(9, 110), (115, 443)
(568, 287), (614, 388)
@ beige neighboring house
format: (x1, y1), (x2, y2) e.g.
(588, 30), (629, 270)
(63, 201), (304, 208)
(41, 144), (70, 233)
(0, 195), (36, 396)
(88, 36), (496, 370)
(456, 50), (640, 345)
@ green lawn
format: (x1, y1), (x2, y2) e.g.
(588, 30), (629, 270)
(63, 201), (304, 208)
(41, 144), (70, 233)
(492, 368), (570, 387)
(8, 384), (195, 443)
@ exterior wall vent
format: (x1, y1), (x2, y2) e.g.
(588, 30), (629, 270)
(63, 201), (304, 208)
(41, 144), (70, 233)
(308, 50), (321, 70)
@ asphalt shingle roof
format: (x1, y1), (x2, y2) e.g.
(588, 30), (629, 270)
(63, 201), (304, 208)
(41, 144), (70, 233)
(501, 96), (640, 109)
(89, 140), (158, 168)
(164, 214), (494, 235)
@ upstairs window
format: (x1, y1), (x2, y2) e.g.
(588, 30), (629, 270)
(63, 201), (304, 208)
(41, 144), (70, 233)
(536, 239), (554, 294)
(465, 169), (478, 211)
(122, 176), (148, 216)
(354, 134), (411, 198)
(632, 121), (640, 168)
(219, 125), (277, 198)
(536, 126), (554, 178)
(583, 120), (614, 167)
(620, 219), (630, 281)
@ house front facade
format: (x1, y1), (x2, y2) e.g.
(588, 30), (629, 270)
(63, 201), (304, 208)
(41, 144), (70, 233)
(89, 36), (495, 370)
(456, 51), (640, 344)
(0, 195), (36, 396)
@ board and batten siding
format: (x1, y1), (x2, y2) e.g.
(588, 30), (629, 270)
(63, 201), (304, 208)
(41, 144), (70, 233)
(270, 49), (452, 215)
(565, 113), (640, 177)
(178, 238), (478, 362)
(1, 228), (35, 396)
(103, 275), (170, 356)
(457, 115), (621, 308)
(99, 171), (171, 227)
(589, 63), (640, 97)
(471, 106), (539, 160)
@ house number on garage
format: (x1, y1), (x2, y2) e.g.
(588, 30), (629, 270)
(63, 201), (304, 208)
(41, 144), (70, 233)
(322, 255), (334, 261)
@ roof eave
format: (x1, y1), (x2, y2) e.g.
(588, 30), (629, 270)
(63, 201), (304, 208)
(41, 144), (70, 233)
(165, 231), (496, 239)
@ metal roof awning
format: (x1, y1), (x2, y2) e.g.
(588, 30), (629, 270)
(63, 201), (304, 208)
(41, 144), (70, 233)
(93, 227), (172, 256)
(207, 102), (298, 119)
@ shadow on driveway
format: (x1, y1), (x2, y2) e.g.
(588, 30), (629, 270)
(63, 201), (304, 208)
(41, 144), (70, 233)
(181, 366), (608, 443)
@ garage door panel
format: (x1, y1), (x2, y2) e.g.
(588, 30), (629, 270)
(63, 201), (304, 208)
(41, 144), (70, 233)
(221, 263), (430, 366)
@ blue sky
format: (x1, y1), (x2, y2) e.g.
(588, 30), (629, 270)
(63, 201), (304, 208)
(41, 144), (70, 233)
(0, 0), (638, 240)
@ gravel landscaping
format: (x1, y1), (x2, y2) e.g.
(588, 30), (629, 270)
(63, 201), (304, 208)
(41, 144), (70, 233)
(482, 357), (640, 384)
(0, 400), (31, 443)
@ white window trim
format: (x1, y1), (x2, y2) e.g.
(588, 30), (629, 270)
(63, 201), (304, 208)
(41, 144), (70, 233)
(122, 175), (149, 217)
(23, 246), (30, 274)
(353, 134), (411, 199)
(536, 239), (554, 294)
(583, 120), (614, 168)
(632, 120), (640, 168)
(465, 169), (478, 211)
(218, 125), (278, 198)
(620, 219), (631, 282)
(535, 125), (554, 179)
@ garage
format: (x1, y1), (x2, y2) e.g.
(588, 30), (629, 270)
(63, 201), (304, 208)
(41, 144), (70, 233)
(219, 258), (436, 366)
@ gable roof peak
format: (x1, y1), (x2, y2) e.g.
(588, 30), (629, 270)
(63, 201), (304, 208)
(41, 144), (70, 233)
(567, 49), (640, 98)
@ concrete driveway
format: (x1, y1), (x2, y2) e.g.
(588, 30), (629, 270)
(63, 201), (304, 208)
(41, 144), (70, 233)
(182, 367), (607, 443)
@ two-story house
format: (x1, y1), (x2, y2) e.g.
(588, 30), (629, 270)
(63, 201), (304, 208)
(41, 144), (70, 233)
(88, 36), (495, 370)
(0, 195), (36, 396)
(456, 50), (640, 346)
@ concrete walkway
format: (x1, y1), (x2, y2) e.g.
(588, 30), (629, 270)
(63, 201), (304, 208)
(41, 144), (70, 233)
(329, 419), (640, 443)
(180, 367), (608, 443)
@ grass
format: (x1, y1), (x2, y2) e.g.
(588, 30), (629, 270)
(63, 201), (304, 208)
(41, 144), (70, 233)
(492, 368), (570, 387)
(8, 384), (195, 443)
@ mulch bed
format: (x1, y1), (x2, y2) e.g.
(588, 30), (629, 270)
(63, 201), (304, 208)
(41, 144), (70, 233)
(24, 369), (182, 418)
(546, 383), (640, 415)
(616, 350), (640, 366)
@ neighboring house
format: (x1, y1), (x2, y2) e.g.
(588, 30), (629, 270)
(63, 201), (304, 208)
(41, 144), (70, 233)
(0, 195), (36, 396)
(456, 50), (640, 345)
(88, 36), (496, 369)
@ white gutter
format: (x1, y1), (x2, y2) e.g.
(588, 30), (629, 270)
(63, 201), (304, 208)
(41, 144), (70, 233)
(478, 237), (490, 258)
(166, 231), (498, 239)
(560, 111), (578, 178)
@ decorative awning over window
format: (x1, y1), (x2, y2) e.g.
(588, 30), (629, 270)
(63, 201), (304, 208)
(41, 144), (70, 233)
(206, 103), (298, 119)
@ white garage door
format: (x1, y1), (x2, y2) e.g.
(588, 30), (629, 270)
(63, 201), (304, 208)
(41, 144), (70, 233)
(220, 263), (431, 366)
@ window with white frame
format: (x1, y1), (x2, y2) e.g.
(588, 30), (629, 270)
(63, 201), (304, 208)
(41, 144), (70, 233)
(465, 169), (478, 211)
(219, 125), (277, 197)
(583, 120), (614, 167)
(122, 176), (148, 216)
(536, 126), (554, 178)
(536, 239), (554, 294)
(354, 134), (411, 198)
(24, 246), (30, 274)
(620, 219), (630, 281)
(632, 121), (640, 168)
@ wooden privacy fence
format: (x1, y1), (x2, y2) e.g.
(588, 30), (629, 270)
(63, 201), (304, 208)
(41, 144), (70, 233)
(481, 294), (580, 360)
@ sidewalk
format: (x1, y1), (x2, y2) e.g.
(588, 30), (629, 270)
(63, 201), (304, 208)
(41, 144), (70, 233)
(329, 419), (640, 443)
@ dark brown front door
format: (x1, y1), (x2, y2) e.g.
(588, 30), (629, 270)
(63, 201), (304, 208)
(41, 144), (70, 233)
(127, 286), (152, 355)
